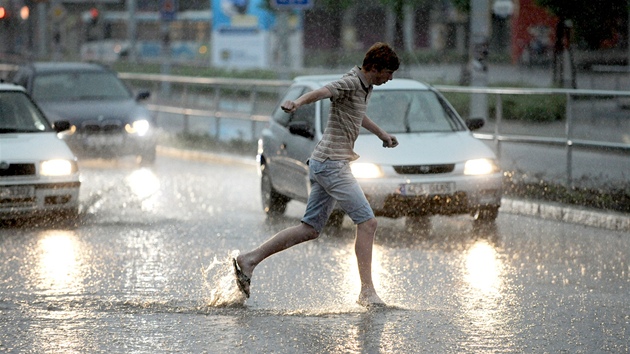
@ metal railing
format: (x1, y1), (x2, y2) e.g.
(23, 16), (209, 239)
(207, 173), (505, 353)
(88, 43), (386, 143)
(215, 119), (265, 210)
(433, 85), (630, 185)
(118, 72), (630, 186)
(119, 72), (291, 142)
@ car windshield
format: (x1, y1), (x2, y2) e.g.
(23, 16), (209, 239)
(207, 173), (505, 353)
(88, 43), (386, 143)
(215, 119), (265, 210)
(0, 91), (51, 133)
(321, 90), (466, 133)
(32, 71), (131, 101)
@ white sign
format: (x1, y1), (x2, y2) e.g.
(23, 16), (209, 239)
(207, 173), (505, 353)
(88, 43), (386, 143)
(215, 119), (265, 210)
(212, 28), (269, 69)
(493, 0), (514, 18)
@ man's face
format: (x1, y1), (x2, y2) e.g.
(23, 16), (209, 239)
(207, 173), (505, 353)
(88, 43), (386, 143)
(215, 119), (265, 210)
(373, 69), (395, 86)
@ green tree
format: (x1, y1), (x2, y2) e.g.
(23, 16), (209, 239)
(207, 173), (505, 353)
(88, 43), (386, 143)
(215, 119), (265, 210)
(535, 0), (627, 87)
(378, 0), (433, 50)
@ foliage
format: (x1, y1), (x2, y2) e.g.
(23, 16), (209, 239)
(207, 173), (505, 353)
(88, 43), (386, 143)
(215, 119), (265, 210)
(504, 171), (630, 213)
(441, 87), (565, 122)
(535, 0), (627, 50)
(450, 0), (469, 13)
(112, 62), (279, 80)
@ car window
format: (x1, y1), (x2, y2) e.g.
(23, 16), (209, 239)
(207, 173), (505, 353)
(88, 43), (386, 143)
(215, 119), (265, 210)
(289, 96), (315, 126)
(271, 86), (306, 127)
(32, 71), (131, 102)
(364, 90), (466, 134)
(0, 91), (51, 133)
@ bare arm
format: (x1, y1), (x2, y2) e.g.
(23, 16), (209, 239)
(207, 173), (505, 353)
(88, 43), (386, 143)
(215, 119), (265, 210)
(362, 115), (399, 148)
(281, 87), (332, 113)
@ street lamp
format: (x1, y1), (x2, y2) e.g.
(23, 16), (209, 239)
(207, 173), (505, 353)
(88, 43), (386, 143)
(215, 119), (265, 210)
(492, 0), (514, 19)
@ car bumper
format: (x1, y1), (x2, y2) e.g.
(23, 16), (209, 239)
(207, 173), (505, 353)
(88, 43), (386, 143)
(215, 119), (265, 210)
(358, 173), (503, 217)
(0, 182), (81, 218)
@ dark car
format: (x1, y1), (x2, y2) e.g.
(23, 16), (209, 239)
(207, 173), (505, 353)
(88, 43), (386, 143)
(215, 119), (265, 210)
(11, 62), (157, 164)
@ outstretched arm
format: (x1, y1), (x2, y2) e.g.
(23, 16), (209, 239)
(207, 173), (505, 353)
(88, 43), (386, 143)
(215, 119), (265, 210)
(281, 87), (333, 113)
(362, 115), (399, 148)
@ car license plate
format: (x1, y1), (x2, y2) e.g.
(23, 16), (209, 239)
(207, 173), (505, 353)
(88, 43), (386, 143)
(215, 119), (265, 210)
(399, 182), (454, 196)
(0, 186), (35, 200)
(85, 135), (123, 147)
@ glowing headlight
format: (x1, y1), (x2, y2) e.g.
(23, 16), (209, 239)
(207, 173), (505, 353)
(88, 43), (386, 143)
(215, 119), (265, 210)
(57, 124), (76, 138)
(464, 158), (499, 175)
(41, 159), (74, 176)
(351, 163), (383, 179)
(125, 119), (150, 136)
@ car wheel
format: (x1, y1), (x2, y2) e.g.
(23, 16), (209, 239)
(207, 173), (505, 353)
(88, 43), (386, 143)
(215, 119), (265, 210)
(139, 146), (156, 166)
(472, 206), (499, 222)
(260, 166), (289, 216)
(326, 210), (345, 228)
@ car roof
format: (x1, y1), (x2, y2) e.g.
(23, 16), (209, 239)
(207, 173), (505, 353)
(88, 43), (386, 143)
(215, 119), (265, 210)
(292, 75), (431, 90)
(26, 62), (110, 74)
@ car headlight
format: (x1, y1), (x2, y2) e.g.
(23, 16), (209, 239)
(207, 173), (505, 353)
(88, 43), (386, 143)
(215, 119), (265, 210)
(464, 158), (499, 175)
(41, 159), (76, 176)
(57, 124), (77, 138)
(351, 163), (383, 179)
(125, 119), (151, 136)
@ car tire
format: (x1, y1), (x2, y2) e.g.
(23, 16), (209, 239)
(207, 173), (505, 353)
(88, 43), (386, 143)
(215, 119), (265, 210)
(472, 206), (499, 222)
(326, 210), (345, 228)
(260, 165), (289, 216)
(139, 146), (156, 166)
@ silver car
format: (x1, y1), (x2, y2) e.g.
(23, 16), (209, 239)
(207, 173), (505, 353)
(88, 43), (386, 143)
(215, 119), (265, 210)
(257, 76), (502, 227)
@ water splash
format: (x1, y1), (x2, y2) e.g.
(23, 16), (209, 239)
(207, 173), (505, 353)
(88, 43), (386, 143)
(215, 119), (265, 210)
(202, 251), (246, 307)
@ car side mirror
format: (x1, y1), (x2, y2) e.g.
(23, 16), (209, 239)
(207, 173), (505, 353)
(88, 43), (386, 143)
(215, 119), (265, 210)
(53, 120), (71, 132)
(465, 117), (485, 131)
(136, 90), (151, 101)
(288, 121), (315, 139)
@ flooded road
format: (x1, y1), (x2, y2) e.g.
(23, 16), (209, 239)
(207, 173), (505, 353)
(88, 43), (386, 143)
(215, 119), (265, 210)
(1, 155), (628, 353)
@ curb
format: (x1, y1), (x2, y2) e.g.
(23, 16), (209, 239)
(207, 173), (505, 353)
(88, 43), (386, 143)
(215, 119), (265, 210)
(501, 198), (630, 232)
(157, 145), (257, 166)
(158, 145), (630, 232)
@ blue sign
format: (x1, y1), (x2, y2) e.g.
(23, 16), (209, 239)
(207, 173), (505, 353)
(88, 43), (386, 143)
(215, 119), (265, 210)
(212, 0), (275, 30)
(271, 0), (313, 9)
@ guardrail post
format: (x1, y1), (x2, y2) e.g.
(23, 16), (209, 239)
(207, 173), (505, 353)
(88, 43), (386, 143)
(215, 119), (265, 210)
(250, 86), (259, 141)
(565, 93), (574, 187)
(182, 84), (189, 134)
(183, 110), (189, 134)
(213, 87), (221, 139)
(494, 93), (503, 159)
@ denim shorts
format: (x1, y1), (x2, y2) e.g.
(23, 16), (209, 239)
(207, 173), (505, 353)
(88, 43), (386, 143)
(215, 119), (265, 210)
(301, 159), (375, 232)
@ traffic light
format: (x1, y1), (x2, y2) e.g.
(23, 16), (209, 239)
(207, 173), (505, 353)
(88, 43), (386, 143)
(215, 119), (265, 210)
(0, 6), (7, 20)
(19, 5), (28, 20)
(89, 7), (99, 24)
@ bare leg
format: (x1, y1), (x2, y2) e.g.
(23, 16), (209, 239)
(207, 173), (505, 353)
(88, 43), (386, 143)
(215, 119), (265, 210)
(355, 217), (385, 307)
(236, 223), (319, 293)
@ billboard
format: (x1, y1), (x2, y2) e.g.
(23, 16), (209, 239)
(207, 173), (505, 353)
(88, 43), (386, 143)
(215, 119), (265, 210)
(211, 0), (274, 69)
(211, 0), (303, 70)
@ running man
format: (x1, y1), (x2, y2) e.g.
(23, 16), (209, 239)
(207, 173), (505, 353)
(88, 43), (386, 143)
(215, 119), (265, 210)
(234, 42), (400, 307)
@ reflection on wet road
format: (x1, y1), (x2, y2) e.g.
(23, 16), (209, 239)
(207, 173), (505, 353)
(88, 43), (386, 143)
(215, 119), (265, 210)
(0, 156), (628, 353)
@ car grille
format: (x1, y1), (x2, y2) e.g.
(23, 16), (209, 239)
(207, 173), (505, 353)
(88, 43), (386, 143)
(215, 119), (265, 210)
(0, 163), (36, 177)
(81, 120), (123, 133)
(393, 164), (455, 175)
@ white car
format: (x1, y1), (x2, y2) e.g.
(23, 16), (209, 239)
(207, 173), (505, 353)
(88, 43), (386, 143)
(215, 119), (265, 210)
(0, 83), (80, 220)
(257, 76), (502, 226)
